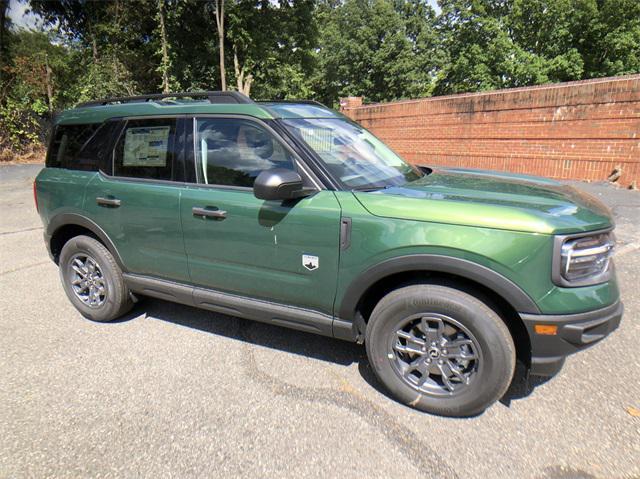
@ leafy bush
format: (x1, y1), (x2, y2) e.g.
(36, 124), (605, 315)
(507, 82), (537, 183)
(0, 96), (47, 153)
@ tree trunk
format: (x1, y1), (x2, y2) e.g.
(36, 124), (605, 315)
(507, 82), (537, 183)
(113, 0), (120, 77)
(233, 46), (253, 96)
(0, 0), (8, 72)
(44, 54), (54, 115)
(158, 0), (170, 93)
(88, 18), (99, 62)
(214, 0), (226, 91)
(91, 35), (99, 62)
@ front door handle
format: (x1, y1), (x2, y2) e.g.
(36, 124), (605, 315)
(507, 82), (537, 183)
(96, 196), (121, 207)
(192, 206), (227, 220)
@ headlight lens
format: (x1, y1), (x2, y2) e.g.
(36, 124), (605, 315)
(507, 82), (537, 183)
(556, 231), (614, 286)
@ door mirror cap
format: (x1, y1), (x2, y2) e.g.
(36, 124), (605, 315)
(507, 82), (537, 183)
(253, 168), (314, 201)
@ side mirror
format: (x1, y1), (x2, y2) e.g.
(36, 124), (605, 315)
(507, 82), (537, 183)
(253, 168), (314, 201)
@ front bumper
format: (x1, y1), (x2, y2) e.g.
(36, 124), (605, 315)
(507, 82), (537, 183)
(521, 300), (623, 376)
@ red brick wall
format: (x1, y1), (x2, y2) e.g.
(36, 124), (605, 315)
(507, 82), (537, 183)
(340, 75), (640, 188)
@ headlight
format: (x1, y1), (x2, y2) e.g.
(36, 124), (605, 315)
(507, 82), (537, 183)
(553, 230), (614, 287)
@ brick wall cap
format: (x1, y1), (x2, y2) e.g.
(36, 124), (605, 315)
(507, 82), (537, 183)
(342, 74), (640, 110)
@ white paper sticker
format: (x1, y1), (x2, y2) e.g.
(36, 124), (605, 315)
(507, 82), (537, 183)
(123, 126), (170, 167)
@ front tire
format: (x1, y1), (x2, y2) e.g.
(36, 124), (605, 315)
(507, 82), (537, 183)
(365, 284), (515, 417)
(59, 235), (133, 322)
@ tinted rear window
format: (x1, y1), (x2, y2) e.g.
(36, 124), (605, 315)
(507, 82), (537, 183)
(46, 123), (114, 171)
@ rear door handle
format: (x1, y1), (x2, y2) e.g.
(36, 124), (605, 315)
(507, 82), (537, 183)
(192, 206), (227, 220)
(96, 196), (121, 207)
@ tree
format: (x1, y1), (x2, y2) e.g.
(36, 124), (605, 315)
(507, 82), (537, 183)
(211, 0), (226, 90)
(313, 0), (440, 105)
(156, 0), (173, 93)
(0, 0), (10, 80)
(5, 0), (639, 108)
(589, 0), (640, 76)
(1, 29), (79, 152)
(434, 0), (640, 94)
(434, 0), (546, 94)
(233, 45), (252, 95)
(224, 0), (317, 98)
(29, 0), (157, 97)
(29, 0), (111, 60)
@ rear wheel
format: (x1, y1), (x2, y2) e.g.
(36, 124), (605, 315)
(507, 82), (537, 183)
(365, 284), (515, 417)
(59, 235), (133, 322)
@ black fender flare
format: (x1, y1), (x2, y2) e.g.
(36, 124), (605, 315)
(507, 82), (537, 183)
(46, 213), (126, 270)
(337, 254), (541, 321)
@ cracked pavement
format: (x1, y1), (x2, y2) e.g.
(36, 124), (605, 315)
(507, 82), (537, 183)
(1, 165), (638, 478)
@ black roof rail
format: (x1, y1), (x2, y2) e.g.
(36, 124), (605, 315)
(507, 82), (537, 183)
(76, 91), (254, 108)
(257, 99), (328, 108)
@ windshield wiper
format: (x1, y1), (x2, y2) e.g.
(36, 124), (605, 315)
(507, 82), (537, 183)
(352, 185), (389, 192)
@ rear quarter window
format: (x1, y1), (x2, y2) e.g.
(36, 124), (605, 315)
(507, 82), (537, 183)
(46, 123), (116, 171)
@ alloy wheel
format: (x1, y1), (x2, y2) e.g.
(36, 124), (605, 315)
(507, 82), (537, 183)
(388, 313), (482, 396)
(67, 253), (107, 308)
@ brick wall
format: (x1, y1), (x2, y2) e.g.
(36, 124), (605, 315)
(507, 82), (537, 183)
(340, 75), (640, 188)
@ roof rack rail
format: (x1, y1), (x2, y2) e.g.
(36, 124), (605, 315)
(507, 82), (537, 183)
(76, 91), (254, 108)
(257, 99), (327, 108)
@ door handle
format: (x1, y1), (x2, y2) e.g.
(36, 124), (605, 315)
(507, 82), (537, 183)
(96, 196), (121, 207)
(192, 206), (227, 220)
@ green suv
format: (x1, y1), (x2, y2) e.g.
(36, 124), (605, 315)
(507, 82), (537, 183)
(35, 91), (623, 417)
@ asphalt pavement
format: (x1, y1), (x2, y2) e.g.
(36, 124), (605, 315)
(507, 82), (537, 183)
(1, 164), (638, 478)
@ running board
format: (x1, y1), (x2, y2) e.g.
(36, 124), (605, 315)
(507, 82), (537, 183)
(122, 273), (353, 339)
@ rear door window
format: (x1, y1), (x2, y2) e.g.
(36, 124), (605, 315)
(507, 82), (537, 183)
(113, 118), (177, 181)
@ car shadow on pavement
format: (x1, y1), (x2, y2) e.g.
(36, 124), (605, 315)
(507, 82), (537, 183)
(128, 297), (552, 410)
(131, 297), (365, 366)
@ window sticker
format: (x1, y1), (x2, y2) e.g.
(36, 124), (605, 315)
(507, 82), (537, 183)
(123, 126), (170, 167)
(300, 127), (334, 153)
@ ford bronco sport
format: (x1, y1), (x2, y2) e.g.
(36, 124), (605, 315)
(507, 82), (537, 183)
(35, 91), (623, 417)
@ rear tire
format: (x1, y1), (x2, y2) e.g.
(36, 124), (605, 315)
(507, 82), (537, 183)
(59, 235), (133, 322)
(365, 284), (515, 417)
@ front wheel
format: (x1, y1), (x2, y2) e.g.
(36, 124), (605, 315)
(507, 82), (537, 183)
(365, 284), (515, 417)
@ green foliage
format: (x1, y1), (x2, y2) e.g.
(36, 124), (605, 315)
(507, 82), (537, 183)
(434, 0), (640, 94)
(224, 0), (317, 98)
(313, 0), (441, 105)
(593, 0), (640, 76)
(1, 29), (79, 151)
(162, 1), (220, 90)
(0, 96), (45, 149)
(74, 60), (137, 102)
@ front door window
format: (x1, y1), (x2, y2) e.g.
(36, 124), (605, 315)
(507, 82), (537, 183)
(196, 118), (296, 187)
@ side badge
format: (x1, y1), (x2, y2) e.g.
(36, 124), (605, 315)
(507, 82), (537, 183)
(302, 254), (319, 271)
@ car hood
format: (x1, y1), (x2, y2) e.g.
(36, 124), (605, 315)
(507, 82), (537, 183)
(353, 167), (613, 234)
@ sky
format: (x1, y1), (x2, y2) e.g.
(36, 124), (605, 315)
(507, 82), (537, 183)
(8, 0), (42, 30)
(427, 0), (440, 12)
(8, 0), (441, 31)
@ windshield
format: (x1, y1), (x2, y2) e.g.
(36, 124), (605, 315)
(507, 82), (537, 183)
(282, 118), (423, 190)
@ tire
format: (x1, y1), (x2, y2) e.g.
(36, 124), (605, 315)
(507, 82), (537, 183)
(365, 284), (515, 417)
(59, 235), (133, 322)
